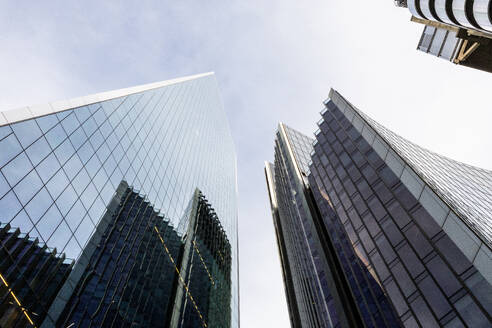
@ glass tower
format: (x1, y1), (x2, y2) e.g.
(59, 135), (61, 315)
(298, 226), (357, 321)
(0, 72), (239, 327)
(266, 90), (492, 327)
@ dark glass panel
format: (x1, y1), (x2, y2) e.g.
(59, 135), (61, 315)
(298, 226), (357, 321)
(454, 295), (489, 327)
(435, 236), (471, 275)
(426, 256), (461, 297)
(381, 218), (403, 246)
(396, 243), (424, 278)
(394, 184), (418, 211)
(384, 279), (408, 316)
(418, 275), (452, 318)
(409, 296), (439, 328)
(404, 224), (432, 258)
(390, 261), (416, 297)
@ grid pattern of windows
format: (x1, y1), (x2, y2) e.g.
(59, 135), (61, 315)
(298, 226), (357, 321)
(350, 96), (492, 249)
(267, 123), (400, 328)
(0, 74), (239, 326)
(272, 126), (339, 328)
(308, 91), (492, 327)
(0, 223), (73, 327)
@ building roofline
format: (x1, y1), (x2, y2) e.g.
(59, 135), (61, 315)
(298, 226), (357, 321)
(0, 72), (214, 127)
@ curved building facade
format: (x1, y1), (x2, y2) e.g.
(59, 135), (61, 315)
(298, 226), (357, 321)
(266, 89), (492, 327)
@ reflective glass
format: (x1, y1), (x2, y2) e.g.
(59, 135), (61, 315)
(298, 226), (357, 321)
(36, 114), (59, 133)
(0, 133), (22, 168)
(11, 120), (42, 148)
(0, 75), (239, 326)
(13, 169), (43, 204)
(2, 152), (34, 186)
(26, 136), (51, 166)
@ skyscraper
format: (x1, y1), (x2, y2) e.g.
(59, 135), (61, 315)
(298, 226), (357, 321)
(0, 72), (239, 327)
(395, 0), (492, 72)
(266, 89), (492, 327)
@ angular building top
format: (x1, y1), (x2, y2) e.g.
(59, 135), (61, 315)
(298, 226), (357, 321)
(328, 89), (492, 285)
(0, 73), (239, 327)
(329, 90), (492, 248)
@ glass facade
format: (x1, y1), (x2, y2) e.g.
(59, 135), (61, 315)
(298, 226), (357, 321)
(0, 73), (239, 327)
(266, 124), (400, 328)
(266, 124), (340, 328)
(0, 222), (73, 327)
(266, 89), (492, 328)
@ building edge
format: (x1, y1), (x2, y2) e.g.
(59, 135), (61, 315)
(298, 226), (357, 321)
(0, 72), (214, 127)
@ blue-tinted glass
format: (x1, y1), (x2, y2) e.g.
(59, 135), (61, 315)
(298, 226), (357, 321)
(0, 190), (22, 222)
(0, 76), (239, 326)
(92, 168), (108, 193)
(64, 236), (82, 259)
(0, 125), (12, 140)
(89, 130), (104, 150)
(80, 183), (97, 211)
(46, 169), (70, 200)
(56, 110), (70, 121)
(36, 204), (63, 242)
(36, 114), (59, 133)
(60, 112), (80, 136)
(63, 154), (83, 181)
(54, 137), (76, 165)
(11, 119), (42, 148)
(0, 133), (22, 168)
(65, 200), (86, 228)
(72, 169), (90, 196)
(36, 153), (61, 183)
(73, 106), (90, 123)
(9, 209), (33, 233)
(82, 117), (97, 137)
(0, 172), (10, 198)
(13, 169), (43, 204)
(26, 136), (52, 166)
(88, 197), (105, 224)
(2, 152), (34, 186)
(45, 123), (68, 149)
(25, 187), (53, 223)
(77, 141), (94, 164)
(49, 220), (72, 250)
(74, 215), (94, 248)
(85, 155), (101, 179)
(95, 143), (110, 164)
(92, 108), (106, 126)
(56, 184), (77, 216)
(69, 126), (87, 150)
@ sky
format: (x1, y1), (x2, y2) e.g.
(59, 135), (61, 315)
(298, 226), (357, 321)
(1, 1), (491, 327)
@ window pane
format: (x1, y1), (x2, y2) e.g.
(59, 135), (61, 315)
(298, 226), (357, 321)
(0, 190), (22, 222)
(0, 133), (22, 168)
(36, 114), (59, 133)
(25, 187), (53, 223)
(26, 136), (52, 166)
(11, 120), (42, 148)
(2, 152), (34, 186)
(45, 123), (67, 149)
(13, 169), (43, 204)
(36, 153), (61, 183)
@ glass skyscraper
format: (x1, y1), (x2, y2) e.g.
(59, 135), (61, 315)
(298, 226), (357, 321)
(0, 72), (239, 327)
(266, 89), (492, 327)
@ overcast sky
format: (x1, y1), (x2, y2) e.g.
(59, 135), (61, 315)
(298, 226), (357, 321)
(1, 1), (491, 327)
